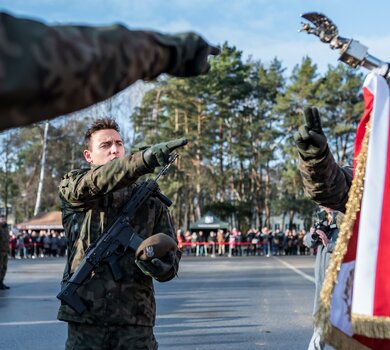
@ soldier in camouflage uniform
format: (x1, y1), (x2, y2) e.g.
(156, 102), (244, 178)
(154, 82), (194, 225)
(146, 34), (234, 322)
(58, 118), (185, 350)
(0, 215), (10, 290)
(0, 12), (219, 131)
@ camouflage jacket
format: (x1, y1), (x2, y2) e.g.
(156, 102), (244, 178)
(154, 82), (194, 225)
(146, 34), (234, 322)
(299, 147), (353, 213)
(0, 12), (209, 130)
(0, 223), (8, 253)
(57, 151), (178, 326)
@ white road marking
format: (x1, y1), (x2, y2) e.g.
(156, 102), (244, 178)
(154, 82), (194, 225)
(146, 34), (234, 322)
(274, 257), (315, 284)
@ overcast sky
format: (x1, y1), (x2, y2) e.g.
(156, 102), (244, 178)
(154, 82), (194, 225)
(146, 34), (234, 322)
(1, 0), (390, 74)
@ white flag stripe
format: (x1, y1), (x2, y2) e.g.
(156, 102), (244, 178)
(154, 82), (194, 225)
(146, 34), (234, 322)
(352, 73), (390, 315)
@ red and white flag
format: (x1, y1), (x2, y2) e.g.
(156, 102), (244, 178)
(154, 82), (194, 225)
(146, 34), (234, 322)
(318, 72), (390, 349)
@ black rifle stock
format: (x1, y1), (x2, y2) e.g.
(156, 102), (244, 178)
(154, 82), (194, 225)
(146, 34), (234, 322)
(57, 155), (177, 314)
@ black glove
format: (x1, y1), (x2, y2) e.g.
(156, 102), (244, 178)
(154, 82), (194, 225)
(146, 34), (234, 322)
(142, 138), (188, 168)
(153, 32), (220, 77)
(293, 107), (328, 159)
(135, 251), (178, 282)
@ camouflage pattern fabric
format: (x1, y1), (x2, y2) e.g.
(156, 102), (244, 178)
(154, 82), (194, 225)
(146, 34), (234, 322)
(0, 252), (8, 281)
(0, 223), (8, 281)
(298, 148), (353, 213)
(57, 152), (179, 327)
(0, 223), (8, 253)
(65, 322), (157, 350)
(0, 12), (217, 131)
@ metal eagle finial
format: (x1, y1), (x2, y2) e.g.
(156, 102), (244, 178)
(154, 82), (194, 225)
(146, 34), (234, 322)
(300, 12), (390, 81)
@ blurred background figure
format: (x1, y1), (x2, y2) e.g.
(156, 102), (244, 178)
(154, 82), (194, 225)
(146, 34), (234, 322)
(304, 207), (339, 350)
(0, 215), (10, 289)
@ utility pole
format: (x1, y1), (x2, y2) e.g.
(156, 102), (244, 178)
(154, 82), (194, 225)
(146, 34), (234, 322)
(34, 121), (49, 216)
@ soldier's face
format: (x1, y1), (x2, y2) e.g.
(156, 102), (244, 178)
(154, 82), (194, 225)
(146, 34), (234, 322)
(83, 129), (125, 166)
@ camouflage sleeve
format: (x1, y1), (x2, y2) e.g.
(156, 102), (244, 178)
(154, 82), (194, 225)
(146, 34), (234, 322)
(59, 151), (152, 206)
(299, 148), (353, 213)
(0, 225), (9, 253)
(0, 12), (205, 130)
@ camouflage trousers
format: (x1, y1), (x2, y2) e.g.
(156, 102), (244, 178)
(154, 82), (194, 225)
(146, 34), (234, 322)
(65, 322), (158, 350)
(0, 252), (8, 281)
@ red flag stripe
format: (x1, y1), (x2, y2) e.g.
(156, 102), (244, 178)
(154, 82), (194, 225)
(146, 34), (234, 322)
(353, 75), (390, 317)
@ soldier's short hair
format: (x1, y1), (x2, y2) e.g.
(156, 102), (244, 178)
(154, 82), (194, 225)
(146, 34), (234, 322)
(84, 118), (121, 149)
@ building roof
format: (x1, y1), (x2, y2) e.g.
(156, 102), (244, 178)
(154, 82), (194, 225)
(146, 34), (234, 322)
(189, 212), (230, 230)
(16, 211), (63, 230)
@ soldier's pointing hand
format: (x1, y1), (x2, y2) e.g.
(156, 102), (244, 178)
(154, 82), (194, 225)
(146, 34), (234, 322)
(142, 138), (188, 168)
(294, 107), (328, 159)
(158, 32), (220, 77)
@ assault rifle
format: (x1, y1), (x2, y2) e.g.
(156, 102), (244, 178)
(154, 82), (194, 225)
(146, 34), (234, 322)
(57, 154), (177, 314)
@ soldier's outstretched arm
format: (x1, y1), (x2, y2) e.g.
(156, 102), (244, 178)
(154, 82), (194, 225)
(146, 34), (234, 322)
(294, 107), (353, 213)
(0, 12), (219, 130)
(59, 151), (152, 205)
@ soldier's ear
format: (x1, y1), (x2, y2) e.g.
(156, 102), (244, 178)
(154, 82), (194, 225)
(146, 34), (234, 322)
(83, 149), (93, 163)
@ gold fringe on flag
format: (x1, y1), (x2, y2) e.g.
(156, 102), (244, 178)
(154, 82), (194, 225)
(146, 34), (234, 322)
(352, 314), (390, 339)
(315, 118), (372, 348)
(327, 326), (371, 350)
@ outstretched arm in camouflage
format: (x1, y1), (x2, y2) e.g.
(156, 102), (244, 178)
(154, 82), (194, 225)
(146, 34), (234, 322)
(293, 107), (328, 159)
(0, 13), (219, 131)
(142, 138), (188, 168)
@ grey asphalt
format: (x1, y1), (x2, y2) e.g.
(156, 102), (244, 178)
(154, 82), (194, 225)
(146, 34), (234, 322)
(0, 256), (318, 350)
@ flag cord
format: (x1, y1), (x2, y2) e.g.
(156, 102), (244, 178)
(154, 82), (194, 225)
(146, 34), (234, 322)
(315, 118), (371, 350)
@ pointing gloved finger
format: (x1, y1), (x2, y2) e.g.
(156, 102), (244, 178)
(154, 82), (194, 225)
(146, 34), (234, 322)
(209, 45), (220, 56)
(166, 138), (188, 152)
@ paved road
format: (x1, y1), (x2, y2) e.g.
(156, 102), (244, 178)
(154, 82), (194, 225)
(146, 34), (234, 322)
(0, 256), (319, 350)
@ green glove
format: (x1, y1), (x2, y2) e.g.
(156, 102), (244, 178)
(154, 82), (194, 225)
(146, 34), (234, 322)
(135, 251), (178, 282)
(153, 32), (220, 77)
(293, 107), (328, 159)
(142, 138), (188, 168)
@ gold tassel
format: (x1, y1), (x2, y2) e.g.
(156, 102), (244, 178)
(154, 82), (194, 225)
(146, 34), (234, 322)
(352, 314), (390, 339)
(327, 326), (371, 350)
(315, 118), (372, 345)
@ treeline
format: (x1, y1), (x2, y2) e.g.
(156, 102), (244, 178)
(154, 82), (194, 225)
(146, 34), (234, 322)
(0, 43), (364, 231)
(131, 43), (364, 231)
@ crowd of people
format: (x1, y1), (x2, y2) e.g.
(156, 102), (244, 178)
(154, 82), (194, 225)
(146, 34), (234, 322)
(7, 229), (67, 259)
(176, 227), (312, 257)
(3, 226), (315, 260)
